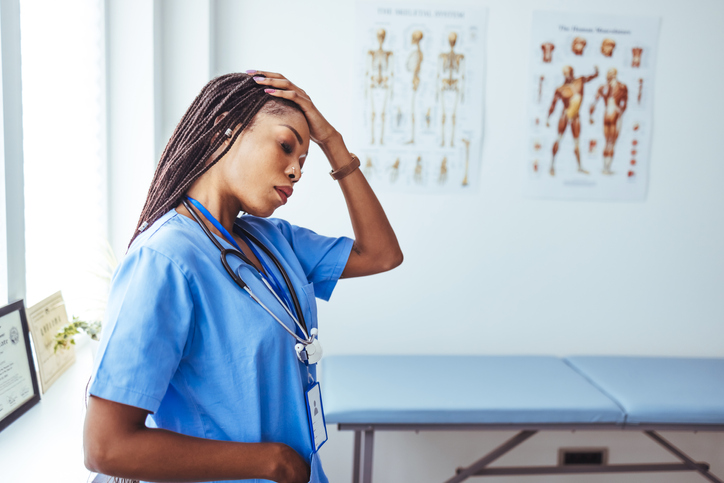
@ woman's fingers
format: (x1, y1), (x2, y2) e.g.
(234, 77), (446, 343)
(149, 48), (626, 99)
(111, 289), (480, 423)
(263, 87), (311, 106)
(248, 70), (336, 143)
(254, 76), (294, 90)
(249, 71), (309, 96)
(247, 69), (284, 80)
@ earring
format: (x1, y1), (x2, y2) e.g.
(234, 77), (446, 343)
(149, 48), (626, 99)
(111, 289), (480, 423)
(224, 128), (232, 137)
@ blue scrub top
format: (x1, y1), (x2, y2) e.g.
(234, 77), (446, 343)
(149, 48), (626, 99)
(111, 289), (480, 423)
(90, 209), (353, 483)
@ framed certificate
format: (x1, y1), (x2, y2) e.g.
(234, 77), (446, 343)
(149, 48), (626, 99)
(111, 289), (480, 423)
(26, 292), (75, 393)
(0, 300), (41, 433)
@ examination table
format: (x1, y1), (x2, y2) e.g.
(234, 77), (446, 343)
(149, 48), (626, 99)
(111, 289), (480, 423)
(321, 355), (724, 483)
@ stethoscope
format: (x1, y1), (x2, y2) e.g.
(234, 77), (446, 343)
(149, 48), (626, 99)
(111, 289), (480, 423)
(182, 197), (322, 364)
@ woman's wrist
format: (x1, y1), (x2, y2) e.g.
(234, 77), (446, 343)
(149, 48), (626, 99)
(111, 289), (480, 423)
(317, 129), (342, 149)
(318, 132), (353, 172)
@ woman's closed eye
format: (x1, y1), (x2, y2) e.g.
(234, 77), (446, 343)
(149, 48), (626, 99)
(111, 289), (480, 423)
(281, 141), (293, 154)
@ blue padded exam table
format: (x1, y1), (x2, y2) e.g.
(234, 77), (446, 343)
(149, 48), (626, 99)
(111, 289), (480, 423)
(321, 355), (724, 483)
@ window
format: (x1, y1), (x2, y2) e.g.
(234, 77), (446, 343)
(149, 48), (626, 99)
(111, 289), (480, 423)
(20, 0), (107, 318)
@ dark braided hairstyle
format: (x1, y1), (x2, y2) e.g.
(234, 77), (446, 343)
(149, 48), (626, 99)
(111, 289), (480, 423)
(128, 72), (301, 249)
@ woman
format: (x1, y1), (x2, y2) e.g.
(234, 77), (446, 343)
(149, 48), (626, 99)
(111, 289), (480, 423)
(84, 72), (403, 483)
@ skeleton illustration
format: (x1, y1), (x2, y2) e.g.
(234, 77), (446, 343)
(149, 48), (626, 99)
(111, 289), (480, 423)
(414, 155), (423, 184)
(461, 138), (470, 186)
(389, 157), (400, 183)
(438, 157), (448, 184)
(365, 28), (394, 145)
(363, 156), (374, 177)
(590, 68), (628, 175)
(437, 32), (465, 147)
(406, 30), (424, 144)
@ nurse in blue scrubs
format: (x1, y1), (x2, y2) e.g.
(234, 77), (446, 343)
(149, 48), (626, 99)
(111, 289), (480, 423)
(83, 72), (403, 483)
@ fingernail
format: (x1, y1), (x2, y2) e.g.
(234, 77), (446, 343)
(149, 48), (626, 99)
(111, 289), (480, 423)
(246, 69), (257, 74)
(264, 88), (276, 93)
(253, 76), (264, 82)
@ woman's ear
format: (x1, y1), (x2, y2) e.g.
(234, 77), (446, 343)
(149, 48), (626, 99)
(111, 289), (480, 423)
(210, 112), (230, 145)
(214, 112), (228, 126)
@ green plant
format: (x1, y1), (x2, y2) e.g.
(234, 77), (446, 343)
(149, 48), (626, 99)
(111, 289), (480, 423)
(53, 316), (102, 352)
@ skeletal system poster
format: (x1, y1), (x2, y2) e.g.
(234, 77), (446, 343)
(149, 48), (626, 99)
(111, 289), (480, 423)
(354, 3), (487, 193)
(525, 11), (660, 201)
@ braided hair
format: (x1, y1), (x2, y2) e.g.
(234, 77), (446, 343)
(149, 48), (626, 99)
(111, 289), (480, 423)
(128, 72), (301, 249)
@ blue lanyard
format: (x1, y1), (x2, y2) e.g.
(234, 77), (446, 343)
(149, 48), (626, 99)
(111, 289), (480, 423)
(186, 197), (297, 318)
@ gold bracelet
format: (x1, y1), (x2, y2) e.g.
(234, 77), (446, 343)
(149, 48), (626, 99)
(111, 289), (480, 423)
(329, 153), (361, 181)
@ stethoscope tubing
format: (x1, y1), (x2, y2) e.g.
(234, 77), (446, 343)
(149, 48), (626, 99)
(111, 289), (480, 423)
(181, 199), (313, 345)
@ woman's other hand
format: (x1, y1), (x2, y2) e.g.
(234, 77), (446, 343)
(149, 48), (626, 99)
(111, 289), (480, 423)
(249, 70), (338, 146)
(269, 443), (311, 483)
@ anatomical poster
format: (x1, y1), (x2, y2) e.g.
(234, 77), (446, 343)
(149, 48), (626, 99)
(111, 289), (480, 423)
(525, 11), (660, 201)
(354, 3), (487, 193)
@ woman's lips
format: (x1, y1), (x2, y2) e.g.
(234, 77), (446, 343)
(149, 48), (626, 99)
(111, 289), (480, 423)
(275, 186), (292, 204)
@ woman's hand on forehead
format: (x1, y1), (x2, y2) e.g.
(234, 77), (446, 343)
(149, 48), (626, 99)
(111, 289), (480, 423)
(247, 70), (339, 146)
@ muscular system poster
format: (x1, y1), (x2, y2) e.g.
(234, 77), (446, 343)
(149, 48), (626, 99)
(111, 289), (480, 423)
(354, 3), (487, 193)
(525, 11), (660, 201)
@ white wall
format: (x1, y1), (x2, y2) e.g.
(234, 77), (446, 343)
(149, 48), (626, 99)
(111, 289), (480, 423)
(108, 0), (724, 481)
(213, 0), (724, 360)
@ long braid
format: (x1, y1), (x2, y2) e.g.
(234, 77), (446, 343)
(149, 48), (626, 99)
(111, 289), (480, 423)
(128, 73), (272, 248)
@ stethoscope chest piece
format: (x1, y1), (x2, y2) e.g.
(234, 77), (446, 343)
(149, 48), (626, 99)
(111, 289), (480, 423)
(295, 329), (323, 365)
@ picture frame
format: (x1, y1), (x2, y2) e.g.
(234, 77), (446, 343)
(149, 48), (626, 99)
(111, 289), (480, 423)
(0, 300), (41, 433)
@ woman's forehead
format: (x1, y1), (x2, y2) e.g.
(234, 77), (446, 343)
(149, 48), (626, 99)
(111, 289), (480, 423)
(255, 109), (309, 139)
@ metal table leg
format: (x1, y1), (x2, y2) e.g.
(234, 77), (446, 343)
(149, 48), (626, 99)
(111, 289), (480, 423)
(362, 429), (375, 483)
(444, 430), (537, 483)
(646, 431), (724, 483)
(352, 430), (361, 483)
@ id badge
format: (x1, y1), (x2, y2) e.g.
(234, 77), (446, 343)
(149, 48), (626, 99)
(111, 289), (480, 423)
(305, 382), (328, 453)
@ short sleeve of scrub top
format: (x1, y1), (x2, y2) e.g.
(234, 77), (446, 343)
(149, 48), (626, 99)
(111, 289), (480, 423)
(89, 210), (353, 483)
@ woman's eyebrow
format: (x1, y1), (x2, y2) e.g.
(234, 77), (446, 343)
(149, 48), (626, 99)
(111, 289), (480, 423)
(280, 124), (303, 144)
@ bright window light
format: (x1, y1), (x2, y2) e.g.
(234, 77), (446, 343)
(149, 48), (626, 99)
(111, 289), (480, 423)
(20, 0), (108, 319)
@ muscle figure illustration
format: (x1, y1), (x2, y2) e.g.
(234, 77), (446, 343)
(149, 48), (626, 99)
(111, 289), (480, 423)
(632, 47), (643, 68)
(406, 30), (424, 144)
(538, 75), (545, 103)
(590, 68), (628, 175)
(572, 36), (587, 56)
(601, 38), (616, 57)
(365, 28), (394, 145)
(437, 32), (465, 147)
(547, 65), (599, 175)
(637, 78), (643, 104)
(425, 107), (431, 128)
(541, 42), (555, 63)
